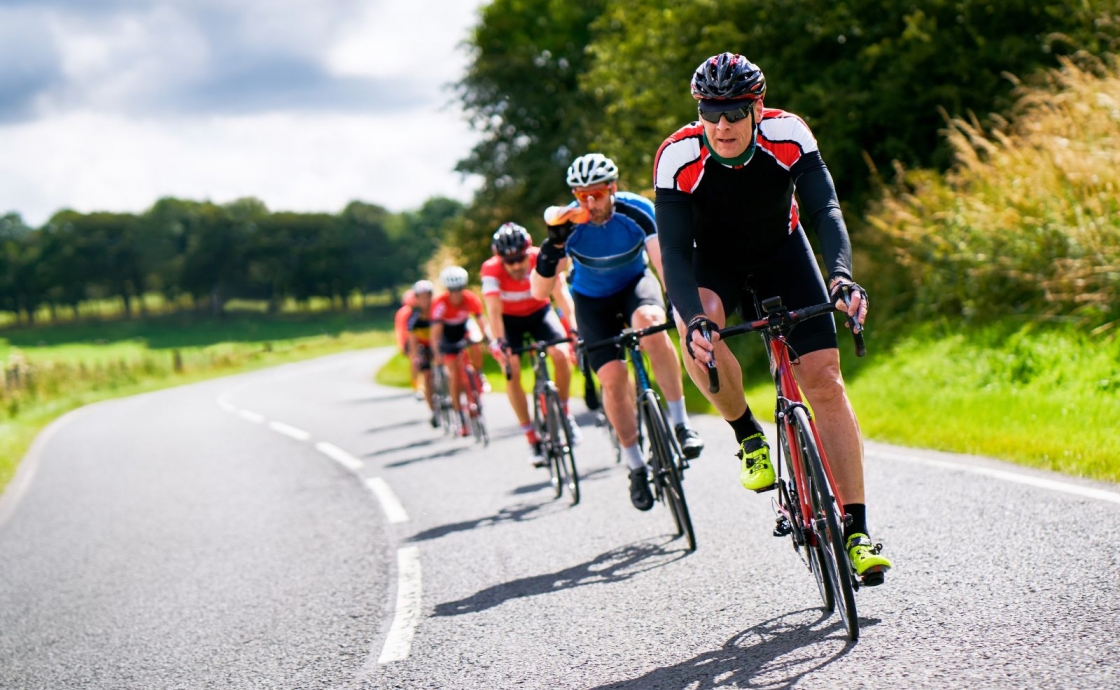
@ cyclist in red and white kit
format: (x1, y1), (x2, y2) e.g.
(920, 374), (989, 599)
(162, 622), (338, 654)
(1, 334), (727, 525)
(431, 266), (495, 436)
(482, 223), (580, 465)
(655, 52), (891, 579)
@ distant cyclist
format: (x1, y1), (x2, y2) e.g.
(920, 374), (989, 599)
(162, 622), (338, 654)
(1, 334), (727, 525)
(533, 153), (704, 512)
(395, 288), (422, 397)
(654, 52), (890, 579)
(407, 280), (438, 427)
(483, 222), (580, 465)
(431, 266), (495, 436)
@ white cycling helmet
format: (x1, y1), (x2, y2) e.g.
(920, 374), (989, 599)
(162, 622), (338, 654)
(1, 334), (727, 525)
(566, 153), (619, 187)
(440, 266), (469, 290)
(413, 279), (433, 295)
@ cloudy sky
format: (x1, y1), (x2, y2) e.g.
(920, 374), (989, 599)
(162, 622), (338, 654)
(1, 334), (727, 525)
(0, 0), (486, 225)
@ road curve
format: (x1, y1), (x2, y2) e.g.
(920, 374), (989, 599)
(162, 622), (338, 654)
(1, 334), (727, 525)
(1, 348), (1118, 689)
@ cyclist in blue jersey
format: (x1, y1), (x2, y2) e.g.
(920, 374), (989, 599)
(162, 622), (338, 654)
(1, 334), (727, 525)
(532, 153), (705, 512)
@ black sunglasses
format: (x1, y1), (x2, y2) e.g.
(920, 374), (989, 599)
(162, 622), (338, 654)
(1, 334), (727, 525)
(501, 253), (528, 265)
(698, 104), (753, 124)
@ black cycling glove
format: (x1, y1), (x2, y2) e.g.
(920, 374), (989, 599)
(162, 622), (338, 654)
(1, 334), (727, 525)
(684, 315), (718, 360)
(534, 241), (567, 279)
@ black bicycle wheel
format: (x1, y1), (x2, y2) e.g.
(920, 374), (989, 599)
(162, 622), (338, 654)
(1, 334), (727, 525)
(466, 367), (489, 446)
(536, 390), (562, 498)
(547, 389), (580, 505)
(644, 397), (695, 551)
(793, 406), (858, 640)
(779, 421), (833, 612)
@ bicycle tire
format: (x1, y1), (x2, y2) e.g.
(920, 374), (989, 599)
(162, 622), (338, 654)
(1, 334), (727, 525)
(546, 389), (580, 505)
(644, 396), (695, 551)
(793, 406), (858, 640)
(465, 367), (489, 446)
(779, 423), (834, 612)
(536, 391), (562, 499)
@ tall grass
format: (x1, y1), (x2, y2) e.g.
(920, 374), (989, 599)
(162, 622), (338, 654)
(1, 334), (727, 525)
(865, 54), (1120, 330)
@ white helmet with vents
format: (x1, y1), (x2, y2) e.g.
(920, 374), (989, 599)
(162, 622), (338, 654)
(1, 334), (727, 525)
(566, 153), (619, 187)
(439, 266), (469, 290)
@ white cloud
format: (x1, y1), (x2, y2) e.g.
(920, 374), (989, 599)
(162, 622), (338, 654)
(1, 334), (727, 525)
(0, 110), (482, 225)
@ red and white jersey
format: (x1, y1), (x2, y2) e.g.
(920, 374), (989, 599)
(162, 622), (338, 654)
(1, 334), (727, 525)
(479, 247), (550, 317)
(431, 289), (484, 343)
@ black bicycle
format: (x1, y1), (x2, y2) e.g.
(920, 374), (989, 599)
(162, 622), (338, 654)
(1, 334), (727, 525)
(429, 358), (458, 436)
(506, 336), (579, 505)
(582, 322), (696, 552)
(708, 291), (867, 640)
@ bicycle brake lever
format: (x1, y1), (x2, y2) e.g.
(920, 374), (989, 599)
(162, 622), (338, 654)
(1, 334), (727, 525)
(699, 323), (720, 393)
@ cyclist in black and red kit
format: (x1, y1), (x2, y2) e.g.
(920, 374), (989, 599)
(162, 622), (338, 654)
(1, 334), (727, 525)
(655, 52), (891, 579)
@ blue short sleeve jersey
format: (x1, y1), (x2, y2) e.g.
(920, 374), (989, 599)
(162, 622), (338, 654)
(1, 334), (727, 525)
(565, 191), (657, 298)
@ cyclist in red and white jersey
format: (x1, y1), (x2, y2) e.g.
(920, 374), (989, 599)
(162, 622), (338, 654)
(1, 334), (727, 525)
(482, 223), (580, 465)
(431, 266), (495, 436)
(654, 52), (890, 578)
(407, 280), (438, 427)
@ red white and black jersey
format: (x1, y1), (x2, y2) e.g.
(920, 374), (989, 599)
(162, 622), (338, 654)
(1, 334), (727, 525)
(653, 109), (852, 324)
(479, 247), (550, 317)
(431, 290), (484, 343)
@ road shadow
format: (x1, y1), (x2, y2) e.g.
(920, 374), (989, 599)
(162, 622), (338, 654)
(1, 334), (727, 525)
(365, 437), (441, 457)
(433, 537), (685, 617)
(591, 609), (880, 690)
(383, 444), (475, 468)
(508, 466), (612, 496)
(353, 392), (419, 404)
(364, 418), (426, 435)
(408, 501), (558, 543)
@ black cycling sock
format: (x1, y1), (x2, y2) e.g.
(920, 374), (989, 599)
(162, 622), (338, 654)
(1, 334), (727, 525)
(728, 409), (765, 444)
(844, 503), (867, 541)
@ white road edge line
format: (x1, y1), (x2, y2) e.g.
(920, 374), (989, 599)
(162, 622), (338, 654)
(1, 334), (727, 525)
(366, 477), (409, 523)
(315, 442), (364, 472)
(875, 450), (1120, 505)
(378, 546), (422, 664)
(268, 421), (311, 441)
(237, 409), (266, 424)
(216, 398), (237, 414)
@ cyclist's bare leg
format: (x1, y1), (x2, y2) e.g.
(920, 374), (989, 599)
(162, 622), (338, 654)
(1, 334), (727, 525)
(469, 342), (484, 371)
(505, 361), (531, 426)
(675, 289), (748, 420)
(597, 360), (638, 447)
(794, 348), (866, 504)
(548, 344), (572, 405)
(631, 305), (684, 403)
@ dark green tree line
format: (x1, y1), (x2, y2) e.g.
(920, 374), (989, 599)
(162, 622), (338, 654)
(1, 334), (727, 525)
(0, 197), (462, 324)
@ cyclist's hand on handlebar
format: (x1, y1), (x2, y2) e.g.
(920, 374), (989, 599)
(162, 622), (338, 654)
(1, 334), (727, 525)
(488, 338), (508, 365)
(829, 277), (869, 328)
(684, 315), (720, 365)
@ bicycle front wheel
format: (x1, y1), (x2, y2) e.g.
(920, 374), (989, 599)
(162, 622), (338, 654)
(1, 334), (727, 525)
(534, 390), (562, 498)
(779, 422), (834, 612)
(792, 406), (858, 640)
(465, 367), (489, 446)
(644, 397), (695, 551)
(547, 389), (579, 505)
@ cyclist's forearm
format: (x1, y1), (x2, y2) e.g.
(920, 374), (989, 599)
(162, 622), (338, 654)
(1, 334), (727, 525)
(644, 235), (666, 287)
(483, 296), (505, 341)
(551, 276), (576, 330)
(530, 263), (560, 301)
(655, 191), (705, 323)
(793, 153), (853, 280)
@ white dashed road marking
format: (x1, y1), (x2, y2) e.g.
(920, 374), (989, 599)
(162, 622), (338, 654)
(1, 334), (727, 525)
(378, 546), (423, 664)
(315, 442), (365, 471)
(366, 477), (409, 523)
(268, 421), (311, 441)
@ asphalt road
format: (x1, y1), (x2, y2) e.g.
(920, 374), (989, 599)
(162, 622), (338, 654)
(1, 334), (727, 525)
(1, 348), (1118, 689)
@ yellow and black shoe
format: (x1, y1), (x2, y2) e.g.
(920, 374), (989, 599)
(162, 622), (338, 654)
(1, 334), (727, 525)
(846, 533), (892, 586)
(738, 433), (776, 492)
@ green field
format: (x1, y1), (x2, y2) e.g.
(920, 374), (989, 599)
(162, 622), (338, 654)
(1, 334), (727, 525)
(0, 310), (396, 493)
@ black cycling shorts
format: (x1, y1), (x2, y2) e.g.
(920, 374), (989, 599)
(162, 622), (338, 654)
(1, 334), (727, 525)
(504, 305), (568, 351)
(695, 225), (837, 357)
(414, 343), (433, 371)
(572, 269), (666, 372)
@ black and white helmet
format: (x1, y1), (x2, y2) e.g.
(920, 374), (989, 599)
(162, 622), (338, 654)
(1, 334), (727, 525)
(566, 153), (619, 187)
(439, 266), (469, 290)
(491, 222), (532, 257)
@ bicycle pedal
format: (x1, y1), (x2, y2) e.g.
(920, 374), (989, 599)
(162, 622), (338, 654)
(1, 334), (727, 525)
(753, 482), (779, 494)
(772, 517), (792, 537)
(859, 568), (886, 587)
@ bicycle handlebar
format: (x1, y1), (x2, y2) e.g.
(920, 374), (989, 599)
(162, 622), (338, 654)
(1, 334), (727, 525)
(704, 301), (865, 394)
(578, 320), (675, 354)
(503, 335), (573, 379)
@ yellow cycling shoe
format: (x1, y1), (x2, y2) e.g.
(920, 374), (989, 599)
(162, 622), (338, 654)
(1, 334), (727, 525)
(738, 433), (776, 492)
(846, 533), (892, 585)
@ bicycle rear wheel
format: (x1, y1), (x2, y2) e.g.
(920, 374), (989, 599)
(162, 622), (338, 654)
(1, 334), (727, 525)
(547, 389), (580, 505)
(535, 391), (562, 498)
(644, 398), (695, 551)
(792, 406), (858, 640)
(779, 422), (834, 612)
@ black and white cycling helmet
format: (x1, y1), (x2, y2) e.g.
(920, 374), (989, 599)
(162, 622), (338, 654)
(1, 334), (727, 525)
(413, 279), (433, 295)
(440, 266), (469, 290)
(491, 222), (532, 257)
(691, 52), (766, 101)
(566, 153), (619, 188)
